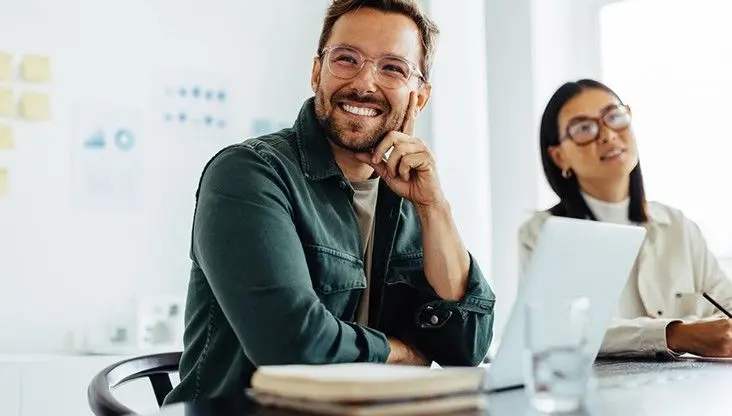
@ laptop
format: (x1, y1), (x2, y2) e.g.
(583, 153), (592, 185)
(480, 216), (647, 392)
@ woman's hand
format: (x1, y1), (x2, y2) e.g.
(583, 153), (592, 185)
(667, 319), (732, 356)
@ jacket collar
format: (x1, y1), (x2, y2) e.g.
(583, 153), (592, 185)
(294, 97), (344, 182)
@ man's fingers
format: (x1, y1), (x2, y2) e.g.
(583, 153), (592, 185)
(400, 91), (418, 136)
(386, 142), (423, 178)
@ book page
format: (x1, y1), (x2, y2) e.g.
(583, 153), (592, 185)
(256, 363), (477, 382)
(258, 363), (432, 381)
(678, 353), (732, 362)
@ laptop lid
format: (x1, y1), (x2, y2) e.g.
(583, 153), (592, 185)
(484, 216), (647, 391)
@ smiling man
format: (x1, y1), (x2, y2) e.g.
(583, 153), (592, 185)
(164, 0), (496, 404)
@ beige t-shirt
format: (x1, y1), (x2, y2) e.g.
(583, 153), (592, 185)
(350, 178), (379, 325)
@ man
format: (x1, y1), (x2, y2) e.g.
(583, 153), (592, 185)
(165, 0), (495, 404)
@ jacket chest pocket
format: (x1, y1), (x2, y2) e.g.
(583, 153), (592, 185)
(303, 244), (366, 319)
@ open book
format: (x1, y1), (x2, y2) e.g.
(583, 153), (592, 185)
(248, 363), (488, 415)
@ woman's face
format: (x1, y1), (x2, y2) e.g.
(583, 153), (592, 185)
(549, 88), (639, 184)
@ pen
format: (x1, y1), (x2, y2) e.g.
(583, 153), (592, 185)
(702, 292), (732, 319)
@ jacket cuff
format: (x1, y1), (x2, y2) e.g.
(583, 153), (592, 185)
(641, 318), (682, 357)
(414, 253), (495, 329)
(359, 325), (391, 363)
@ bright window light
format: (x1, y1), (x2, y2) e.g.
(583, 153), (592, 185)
(601, 0), (732, 256)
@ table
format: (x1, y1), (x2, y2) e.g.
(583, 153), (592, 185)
(144, 357), (732, 415)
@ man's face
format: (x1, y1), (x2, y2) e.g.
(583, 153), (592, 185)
(311, 8), (430, 152)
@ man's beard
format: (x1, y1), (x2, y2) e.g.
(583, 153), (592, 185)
(314, 86), (403, 152)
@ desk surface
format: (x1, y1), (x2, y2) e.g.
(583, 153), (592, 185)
(144, 358), (732, 416)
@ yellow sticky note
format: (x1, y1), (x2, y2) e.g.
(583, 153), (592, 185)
(19, 92), (51, 121)
(0, 52), (11, 82)
(0, 168), (8, 196)
(20, 54), (51, 83)
(0, 125), (13, 150)
(0, 88), (15, 118)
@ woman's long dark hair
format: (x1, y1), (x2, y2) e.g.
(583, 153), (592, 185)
(540, 79), (648, 223)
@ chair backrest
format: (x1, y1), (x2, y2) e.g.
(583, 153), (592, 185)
(88, 351), (182, 416)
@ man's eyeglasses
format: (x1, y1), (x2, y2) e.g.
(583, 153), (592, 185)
(320, 45), (425, 90)
(562, 104), (632, 146)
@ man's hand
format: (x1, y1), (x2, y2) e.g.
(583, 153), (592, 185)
(354, 91), (445, 208)
(386, 337), (431, 366)
(357, 91), (469, 301)
(667, 318), (732, 357)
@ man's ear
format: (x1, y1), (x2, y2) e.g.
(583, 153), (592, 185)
(548, 145), (568, 171)
(415, 82), (431, 115)
(311, 58), (321, 93)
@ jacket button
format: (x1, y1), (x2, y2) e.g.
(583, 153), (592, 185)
(657, 310), (663, 316)
(338, 180), (347, 189)
(675, 292), (682, 298)
(430, 315), (439, 325)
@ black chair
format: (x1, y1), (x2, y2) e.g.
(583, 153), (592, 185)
(88, 351), (182, 416)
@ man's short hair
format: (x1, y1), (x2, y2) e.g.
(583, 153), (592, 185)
(317, 0), (440, 82)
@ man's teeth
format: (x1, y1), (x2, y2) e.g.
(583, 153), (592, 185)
(342, 104), (378, 117)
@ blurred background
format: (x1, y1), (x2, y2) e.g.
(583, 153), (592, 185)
(1, 0), (730, 414)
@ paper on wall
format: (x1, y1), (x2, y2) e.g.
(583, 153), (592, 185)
(70, 102), (144, 209)
(0, 52), (12, 82)
(20, 54), (52, 83)
(0, 168), (8, 196)
(0, 87), (14, 118)
(0, 124), (13, 150)
(19, 91), (51, 121)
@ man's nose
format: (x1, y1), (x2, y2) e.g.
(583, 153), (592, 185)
(349, 62), (379, 94)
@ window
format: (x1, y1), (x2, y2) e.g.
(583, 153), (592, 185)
(600, 0), (732, 256)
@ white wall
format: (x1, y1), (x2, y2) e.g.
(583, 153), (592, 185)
(0, 0), (616, 356)
(0, 0), (328, 353)
(481, 0), (607, 337)
(425, 0), (492, 283)
(0, 0), (477, 355)
(482, 0), (538, 337)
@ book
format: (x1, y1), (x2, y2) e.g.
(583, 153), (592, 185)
(248, 363), (488, 415)
(247, 389), (487, 415)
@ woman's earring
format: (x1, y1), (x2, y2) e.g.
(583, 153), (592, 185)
(562, 168), (573, 179)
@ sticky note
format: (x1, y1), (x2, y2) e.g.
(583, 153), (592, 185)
(0, 125), (13, 149)
(0, 52), (11, 82)
(0, 168), (8, 196)
(19, 92), (51, 121)
(0, 88), (15, 118)
(20, 54), (52, 83)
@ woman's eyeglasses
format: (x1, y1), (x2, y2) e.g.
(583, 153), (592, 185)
(562, 104), (632, 146)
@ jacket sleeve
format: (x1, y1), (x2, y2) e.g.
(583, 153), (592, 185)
(598, 318), (685, 358)
(595, 216), (732, 358)
(404, 254), (496, 367)
(192, 145), (390, 366)
(688, 218), (732, 314)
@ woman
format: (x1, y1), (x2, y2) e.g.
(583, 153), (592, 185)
(519, 79), (732, 358)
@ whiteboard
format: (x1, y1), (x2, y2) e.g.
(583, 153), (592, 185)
(0, 0), (328, 353)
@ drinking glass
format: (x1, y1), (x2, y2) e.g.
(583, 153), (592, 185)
(524, 297), (594, 413)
